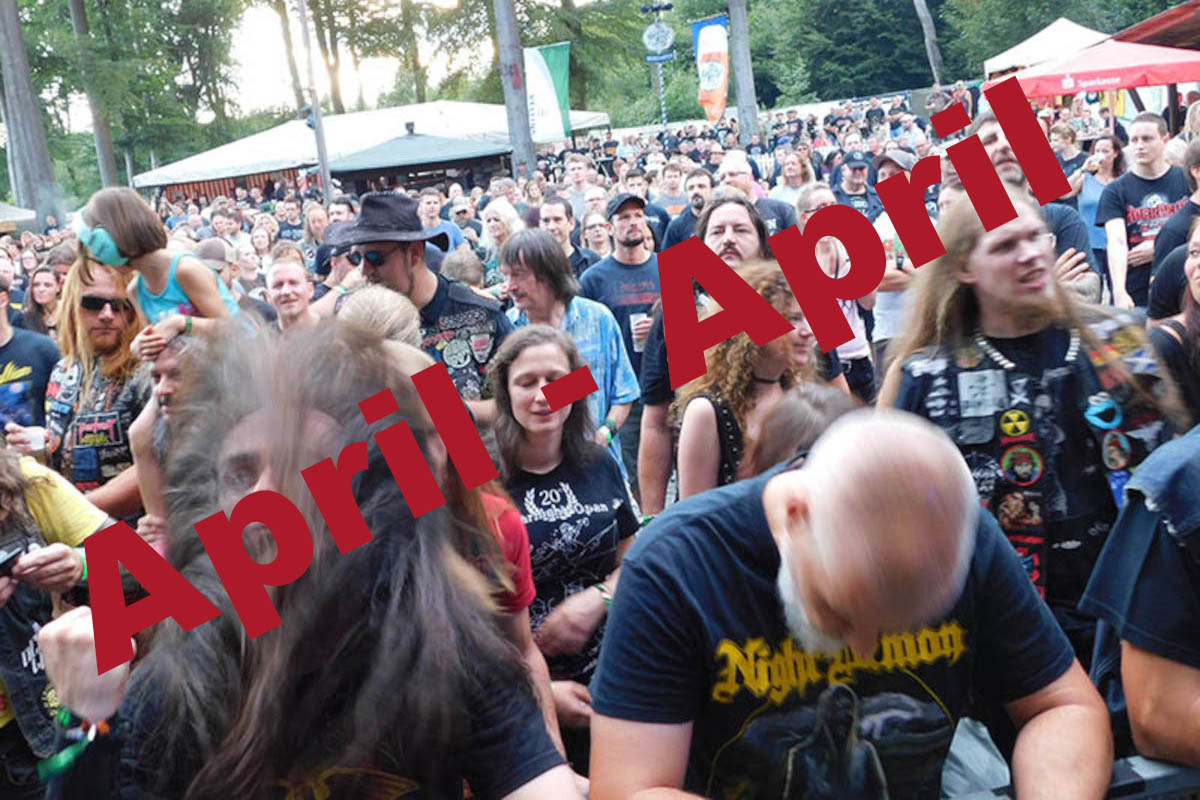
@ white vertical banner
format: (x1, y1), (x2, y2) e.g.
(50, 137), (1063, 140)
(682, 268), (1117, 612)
(524, 42), (572, 143)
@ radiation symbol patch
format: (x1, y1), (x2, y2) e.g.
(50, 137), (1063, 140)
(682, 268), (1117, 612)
(1000, 409), (1031, 437)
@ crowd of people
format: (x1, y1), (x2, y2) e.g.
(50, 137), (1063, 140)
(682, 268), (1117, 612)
(0, 82), (1196, 799)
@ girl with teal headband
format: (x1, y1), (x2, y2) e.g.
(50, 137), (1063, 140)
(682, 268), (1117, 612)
(76, 187), (239, 359)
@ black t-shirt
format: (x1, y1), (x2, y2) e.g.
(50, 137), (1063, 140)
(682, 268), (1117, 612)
(1147, 321), (1200, 423)
(753, 196), (798, 236)
(1152, 198), (1200, 267)
(0, 328), (60, 427)
(663, 208), (699, 251)
(1054, 152), (1089, 209)
(277, 220), (305, 241)
(1148, 243), (1188, 319)
(1079, 495), (1200, 671)
(591, 469), (1075, 799)
(506, 452), (638, 683)
(639, 312), (673, 407)
(53, 653), (564, 799)
(832, 184), (885, 223)
(1096, 168), (1190, 252)
(419, 274), (513, 400)
(1044, 202), (1101, 274)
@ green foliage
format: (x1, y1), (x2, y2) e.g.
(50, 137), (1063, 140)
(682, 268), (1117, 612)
(941, 0), (1179, 74)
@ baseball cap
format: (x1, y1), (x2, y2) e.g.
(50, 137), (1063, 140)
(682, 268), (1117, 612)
(844, 150), (870, 169)
(451, 197), (470, 212)
(606, 192), (646, 220)
(194, 238), (235, 272)
(874, 150), (917, 172)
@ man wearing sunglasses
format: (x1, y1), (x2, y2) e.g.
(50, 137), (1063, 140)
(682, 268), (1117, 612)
(8, 263), (150, 522)
(327, 192), (512, 420)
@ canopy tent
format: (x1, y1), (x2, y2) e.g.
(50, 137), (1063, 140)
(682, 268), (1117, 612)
(329, 134), (511, 176)
(0, 201), (37, 233)
(1117, 0), (1200, 49)
(133, 100), (609, 189)
(983, 39), (1200, 97)
(984, 18), (1109, 77)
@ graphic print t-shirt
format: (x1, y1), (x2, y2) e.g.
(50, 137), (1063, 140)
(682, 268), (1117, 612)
(590, 471), (1075, 799)
(0, 328), (59, 427)
(506, 454), (638, 683)
(1096, 167), (1189, 252)
(419, 274), (513, 400)
(579, 254), (661, 376)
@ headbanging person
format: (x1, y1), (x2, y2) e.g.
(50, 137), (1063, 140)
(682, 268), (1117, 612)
(37, 321), (579, 798)
(73, 187), (239, 361)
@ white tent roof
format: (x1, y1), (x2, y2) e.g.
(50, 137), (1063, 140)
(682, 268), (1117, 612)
(133, 100), (610, 188)
(985, 18), (1110, 77)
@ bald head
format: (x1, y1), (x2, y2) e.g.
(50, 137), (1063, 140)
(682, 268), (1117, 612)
(764, 409), (978, 657)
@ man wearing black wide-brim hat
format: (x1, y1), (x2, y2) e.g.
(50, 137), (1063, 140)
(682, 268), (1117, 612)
(326, 191), (513, 416)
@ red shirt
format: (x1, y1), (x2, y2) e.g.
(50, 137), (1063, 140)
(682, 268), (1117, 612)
(482, 492), (537, 613)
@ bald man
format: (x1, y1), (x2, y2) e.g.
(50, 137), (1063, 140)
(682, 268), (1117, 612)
(589, 409), (1111, 800)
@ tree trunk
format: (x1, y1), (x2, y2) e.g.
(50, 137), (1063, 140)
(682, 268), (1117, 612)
(0, 0), (60, 219)
(912, 0), (944, 86)
(491, 0), (534, 177)
(727, 0), (758, 144)
(0, 75), (26, 207)
(310, 0), (345, 114)
(400, 0), (426, 103)
(322, 1), (345, 114)
(347, 5), (366, 110)
(271, 0), (306, 111)
(66, 0), (120, 187)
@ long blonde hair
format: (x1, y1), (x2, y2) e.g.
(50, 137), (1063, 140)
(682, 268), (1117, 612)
(57, 260), (142, 390)
(671, 260), (810, 428)
(877, 190), (1188, 428)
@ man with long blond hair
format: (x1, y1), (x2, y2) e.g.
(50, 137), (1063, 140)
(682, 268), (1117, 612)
(5, 260), (149, 521)
(879, 187), (1182, 674)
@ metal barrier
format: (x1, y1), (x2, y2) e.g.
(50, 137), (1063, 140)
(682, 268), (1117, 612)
(959, 757), (1200, 799)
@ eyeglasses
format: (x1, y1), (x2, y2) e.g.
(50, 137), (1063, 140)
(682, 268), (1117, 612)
(347, 245), (400, 268)
(803, 202), (837, 214)
(80, 295), (133, 314)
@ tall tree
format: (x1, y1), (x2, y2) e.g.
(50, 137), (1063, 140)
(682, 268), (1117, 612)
(912, 0), (944, 86)
(491, 0), (534, 177)
(271, 0), (307, 110)
(67, 0), (120, 186)
(728, 0), (759, 142)
(0, 0), (60, 216)
(310, 0), (346, 114)
(400, 0), (427, 103)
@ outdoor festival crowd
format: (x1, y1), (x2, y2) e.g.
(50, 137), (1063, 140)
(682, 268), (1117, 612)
(0, 80), (1197, 799)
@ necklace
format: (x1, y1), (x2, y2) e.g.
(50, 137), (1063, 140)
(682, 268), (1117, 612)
(751, 374), (783, 384)
(974, 328), (1079, 372)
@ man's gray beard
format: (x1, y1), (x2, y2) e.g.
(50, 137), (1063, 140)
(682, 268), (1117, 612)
(776, 537), (847, 656)
(151, 412), (171, 467)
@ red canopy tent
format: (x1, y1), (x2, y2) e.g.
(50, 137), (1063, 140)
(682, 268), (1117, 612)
(983, 38), (1200, 97)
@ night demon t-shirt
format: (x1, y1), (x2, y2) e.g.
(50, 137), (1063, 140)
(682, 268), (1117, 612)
(591, 470), (1075, 799)
(1096, 168), (1189, 251)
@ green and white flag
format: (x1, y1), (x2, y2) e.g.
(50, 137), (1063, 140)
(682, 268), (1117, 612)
(524, 42), (572, 142)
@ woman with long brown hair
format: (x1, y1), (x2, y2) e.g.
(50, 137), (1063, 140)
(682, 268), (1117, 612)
(38, 321), (578, 798)
(879, 186), (1183, 668)
(20, 266), (60, 337)
(1148, 217), (1200, 422)
(488, 324), (638, 775)
(673, 260), (816, 498)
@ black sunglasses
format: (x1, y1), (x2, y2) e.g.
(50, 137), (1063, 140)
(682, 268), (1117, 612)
(346, 246), (399, 268)
(80, 295), (133, 314)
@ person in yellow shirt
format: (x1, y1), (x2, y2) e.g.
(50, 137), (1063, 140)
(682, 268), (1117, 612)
(0, 449), (112, 799)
